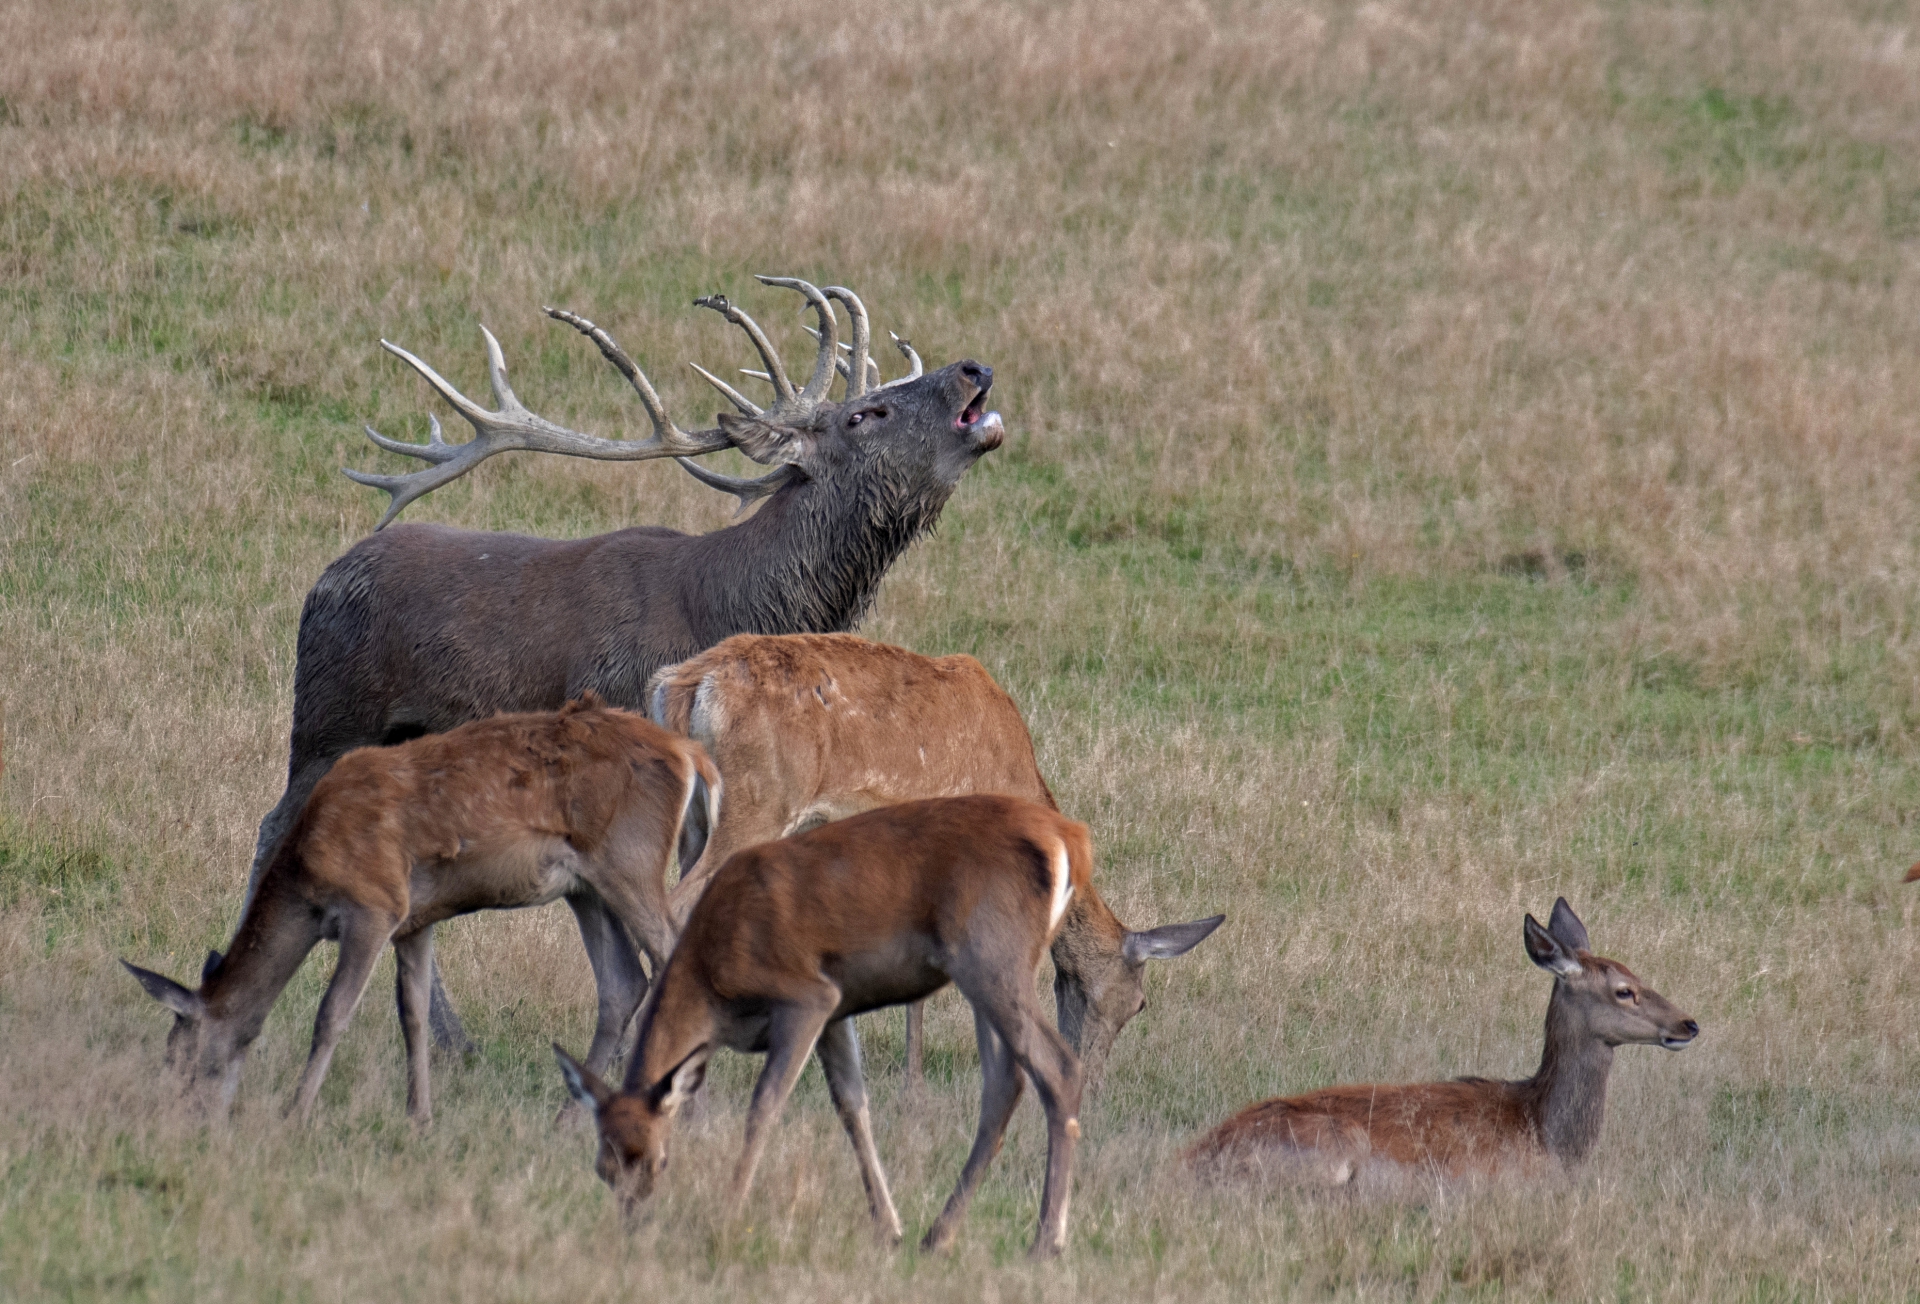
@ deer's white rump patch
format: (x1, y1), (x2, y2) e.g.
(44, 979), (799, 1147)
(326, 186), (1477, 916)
(1048, 838), (1074, 932)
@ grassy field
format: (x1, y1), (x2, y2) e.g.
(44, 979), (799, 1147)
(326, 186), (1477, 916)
(4, 0), (1920, 1297)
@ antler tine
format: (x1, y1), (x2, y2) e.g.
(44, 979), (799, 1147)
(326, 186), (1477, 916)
(797, 328), (875, 390)
(821, 286), (872, 399)
(544, 308), (683, 443)
(347, 325), (734, 530)
(688, 362), (764, 416)
(694, 294), (796, 404)
(673, 457), (800, 515)
(873, 331), (924, 390)
(754, 276), (838, 405)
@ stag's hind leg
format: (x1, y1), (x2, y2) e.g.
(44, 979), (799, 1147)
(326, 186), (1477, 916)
(814, 1018), (903, 1245)
(289, 909), (397, 1122)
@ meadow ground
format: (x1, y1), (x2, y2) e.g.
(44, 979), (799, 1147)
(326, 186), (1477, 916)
(3, 0), (1919, 1298)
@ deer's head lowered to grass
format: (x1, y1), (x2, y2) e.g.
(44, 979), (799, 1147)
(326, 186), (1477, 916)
(127, 698), (718, 1125)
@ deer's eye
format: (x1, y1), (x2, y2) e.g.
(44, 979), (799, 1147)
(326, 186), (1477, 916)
(1615, 987), (1634, 1002)
(847, 413), (864, 427)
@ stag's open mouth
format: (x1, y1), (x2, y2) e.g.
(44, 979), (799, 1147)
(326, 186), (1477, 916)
(956, 382), (991, 429)
(956, 381), (1004, 450)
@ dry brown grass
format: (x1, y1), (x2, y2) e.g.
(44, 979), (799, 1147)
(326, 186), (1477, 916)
(5, 0), (1920, 1298)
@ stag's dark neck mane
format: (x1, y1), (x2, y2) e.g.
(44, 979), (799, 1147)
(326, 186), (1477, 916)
(694, 465), (953, 637)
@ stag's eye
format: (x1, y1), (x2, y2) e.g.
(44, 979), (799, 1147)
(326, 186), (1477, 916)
(1615, 987), (1634, 1002)
(847, 413), (864, 427)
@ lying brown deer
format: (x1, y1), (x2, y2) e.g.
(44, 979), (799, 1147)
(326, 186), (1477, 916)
(555, 794), (1086, 1257)
(648, 632), (1223, 1087)
(1185, 899), (1698, 1181)
(124, 696), (718, 1125)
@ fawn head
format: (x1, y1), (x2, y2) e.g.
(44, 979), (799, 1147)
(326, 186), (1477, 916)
(122, 951), (248, 1114)
(554, 1043), (707, 1216)
(1524, 899), (1699, 1051)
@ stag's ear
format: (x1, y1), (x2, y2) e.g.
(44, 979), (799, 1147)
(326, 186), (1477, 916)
(649, 1046), (709, 1118)
(1524, 914), (1583, 977)
(553, 1043), (615, 1118)
(717, 412), (817, 466)
(1122, 914), (1226, 965)
(201, 950), (225, 984)
(123, 960), (205, 1019)
(1546, 897), (1590, 954)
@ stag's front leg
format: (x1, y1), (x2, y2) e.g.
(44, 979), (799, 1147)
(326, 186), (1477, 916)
(565, 891), (651, 1079)
(393, 925), (435, 1125)
(815, 1018), (902, 1245)
(289, 910), (397, 1122)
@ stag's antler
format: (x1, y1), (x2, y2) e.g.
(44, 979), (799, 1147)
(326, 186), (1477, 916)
(348, 277), (913, 528)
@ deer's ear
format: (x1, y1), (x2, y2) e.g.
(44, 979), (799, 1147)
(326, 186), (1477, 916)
(1524, 914), (1583, 977)
(1546, 898), (1590, 954)
(1123, 914), (1226, 965)
(650, 1046), (709, 1118)
(123, 960), (205, 1019)
(553, 1043), (615, 1117)
(201, 950), (225, 984)
(717, 412), (817, 466)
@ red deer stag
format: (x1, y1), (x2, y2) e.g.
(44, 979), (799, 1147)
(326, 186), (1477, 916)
(647, 632), (1223, 1089)
(125, 697), (718, 1124)
(1186, 899), (1698, 1181)
(554, 794), (1086, 1258)
(252, 278), (1002, 1052)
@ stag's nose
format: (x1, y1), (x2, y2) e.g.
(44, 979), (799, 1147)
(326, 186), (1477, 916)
(960, 361), (992, 393)
(1679, 1020), (1700, 1038)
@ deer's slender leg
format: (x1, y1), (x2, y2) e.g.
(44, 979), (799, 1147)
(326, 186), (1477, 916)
(814, 1017), (902, 1244)
(566, 891), (651, 1078)
(990, 997), (1083, 1258)
(393, 925), (435, 1124)
(289, 910), (396, 1121)
(903, 1000), (926, 1090)
(729, 987), (840, 1213)
(920, 1005), (1026, 1254)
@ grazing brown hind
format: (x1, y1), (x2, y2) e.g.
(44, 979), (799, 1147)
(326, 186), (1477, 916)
(647, 632), (1223, 1087)
(555, 794), (1086, 1258)
(1186, 900), (1699, 1181)
(124, 696), (718, 1124)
